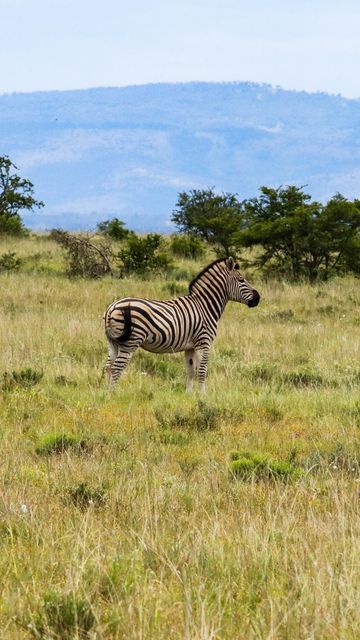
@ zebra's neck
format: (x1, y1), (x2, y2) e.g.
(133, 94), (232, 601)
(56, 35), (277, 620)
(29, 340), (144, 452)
(189, 264), (229, 323)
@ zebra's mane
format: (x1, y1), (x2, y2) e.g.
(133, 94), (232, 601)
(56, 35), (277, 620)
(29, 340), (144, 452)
(188, 258), (227, 293)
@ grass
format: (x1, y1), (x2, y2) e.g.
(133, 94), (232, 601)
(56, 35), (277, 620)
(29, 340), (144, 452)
(0, 235), (359, 638)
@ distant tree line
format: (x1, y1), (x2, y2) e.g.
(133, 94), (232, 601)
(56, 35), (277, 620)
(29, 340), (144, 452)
(1, 155), (359, 281)
(172, 186), (360, 281)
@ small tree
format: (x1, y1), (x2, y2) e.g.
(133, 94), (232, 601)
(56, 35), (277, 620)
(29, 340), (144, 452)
(237, 186), (360, 281)
(171, 188), (244, 256)
(0, 156), (44, 235)
(96, 217), (131, 241)
(119, 234), (172, 277)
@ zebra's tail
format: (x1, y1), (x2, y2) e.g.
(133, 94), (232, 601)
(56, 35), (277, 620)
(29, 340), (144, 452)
(105, 303), (132, 344)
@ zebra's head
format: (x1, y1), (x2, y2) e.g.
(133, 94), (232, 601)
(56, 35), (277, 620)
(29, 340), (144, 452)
(225, 257), (260, 307)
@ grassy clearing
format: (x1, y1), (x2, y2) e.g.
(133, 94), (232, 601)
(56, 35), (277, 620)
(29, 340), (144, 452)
(0, 236), (359, 639)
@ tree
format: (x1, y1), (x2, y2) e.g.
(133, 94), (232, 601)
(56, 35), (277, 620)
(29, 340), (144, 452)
(171, 188), (244, 256)
(237, 186), (360, 281)
(0, 156), (44, 234)
(96, 217), (132, 241)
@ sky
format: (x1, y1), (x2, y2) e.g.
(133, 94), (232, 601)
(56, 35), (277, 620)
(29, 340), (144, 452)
(1, 0), (360, 97)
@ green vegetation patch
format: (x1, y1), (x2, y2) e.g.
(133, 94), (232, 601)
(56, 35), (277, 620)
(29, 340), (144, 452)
(135, 350), (182, 380)
(66, 482), (107, 509)
(26, 591), (95, 639)
(155, 400), (223, 431)
(35, 433), (89, 456)
(159, 429), (191, 446)
(282, 370), (325, 388)
(2, 367), (43, 391)
(230, 450), (302, 482)
(0, 251), (22, 272)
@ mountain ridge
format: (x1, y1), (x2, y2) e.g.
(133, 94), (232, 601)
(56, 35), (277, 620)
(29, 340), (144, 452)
(1, 82), (359, 231)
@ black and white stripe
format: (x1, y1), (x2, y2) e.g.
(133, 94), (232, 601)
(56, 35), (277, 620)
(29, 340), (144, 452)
(104, 257), (260, 391)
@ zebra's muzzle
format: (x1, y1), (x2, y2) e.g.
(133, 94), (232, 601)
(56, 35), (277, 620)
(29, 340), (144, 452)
(247, 290), (260, 307)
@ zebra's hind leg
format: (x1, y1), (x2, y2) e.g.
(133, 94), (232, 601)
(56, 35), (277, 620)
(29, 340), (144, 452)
(104, 339), (119, 386)
(109, 343), (140, 388)
(184, 349), (195, 392)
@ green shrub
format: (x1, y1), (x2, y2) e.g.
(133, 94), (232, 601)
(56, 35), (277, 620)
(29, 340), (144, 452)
(35, 434), (89, 456)
(119, 233), (172, 276)
(230, 450), (302, 482)
(0, 213), (28, 235)
(0, 251), (22, 272)
(28, 591), (95, 639)
(169, 234), (205, 259)
(2, 367), (43, 391)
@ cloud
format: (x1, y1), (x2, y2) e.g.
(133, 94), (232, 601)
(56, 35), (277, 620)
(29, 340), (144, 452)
(257, 122), (283, 134)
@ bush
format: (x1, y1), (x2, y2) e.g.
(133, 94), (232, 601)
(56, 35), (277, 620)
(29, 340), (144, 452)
(50, 229), (113, 278)
(230, 450), (302, 481)
(119, 233), (172, 276)
(0, 213), (28, 235)
(28, 591), (95, 639)
(169, 234), (205, 259)
(0, 251), (22, 272)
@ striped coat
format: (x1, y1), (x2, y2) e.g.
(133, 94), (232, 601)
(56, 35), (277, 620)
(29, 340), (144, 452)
(104, 257), (260, 391)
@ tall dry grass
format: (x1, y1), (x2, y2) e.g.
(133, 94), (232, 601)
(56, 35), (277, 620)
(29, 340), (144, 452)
(0, 236), (359, 639)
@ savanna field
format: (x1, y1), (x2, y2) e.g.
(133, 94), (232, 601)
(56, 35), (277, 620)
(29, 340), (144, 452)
(0, 235), (359, 639)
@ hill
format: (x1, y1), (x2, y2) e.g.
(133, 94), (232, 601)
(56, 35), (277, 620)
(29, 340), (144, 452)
(1, 82), (359, 230)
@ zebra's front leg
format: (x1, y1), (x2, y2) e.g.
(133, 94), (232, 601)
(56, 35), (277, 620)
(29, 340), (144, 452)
(195, 346), (210, 393)
(184, 349), (196, 392)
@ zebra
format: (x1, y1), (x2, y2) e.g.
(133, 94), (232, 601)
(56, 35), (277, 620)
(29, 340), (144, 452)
(103, 256), (260, 392)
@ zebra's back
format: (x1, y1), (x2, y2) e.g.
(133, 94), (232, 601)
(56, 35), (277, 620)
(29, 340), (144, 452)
(104, 295), (204, 354)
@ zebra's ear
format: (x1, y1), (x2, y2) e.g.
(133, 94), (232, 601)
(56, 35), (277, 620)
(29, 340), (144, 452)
(226, 256), (235, 270)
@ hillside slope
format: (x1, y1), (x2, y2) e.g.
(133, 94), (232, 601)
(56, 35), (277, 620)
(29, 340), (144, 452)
(1, 82), (359, 230)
